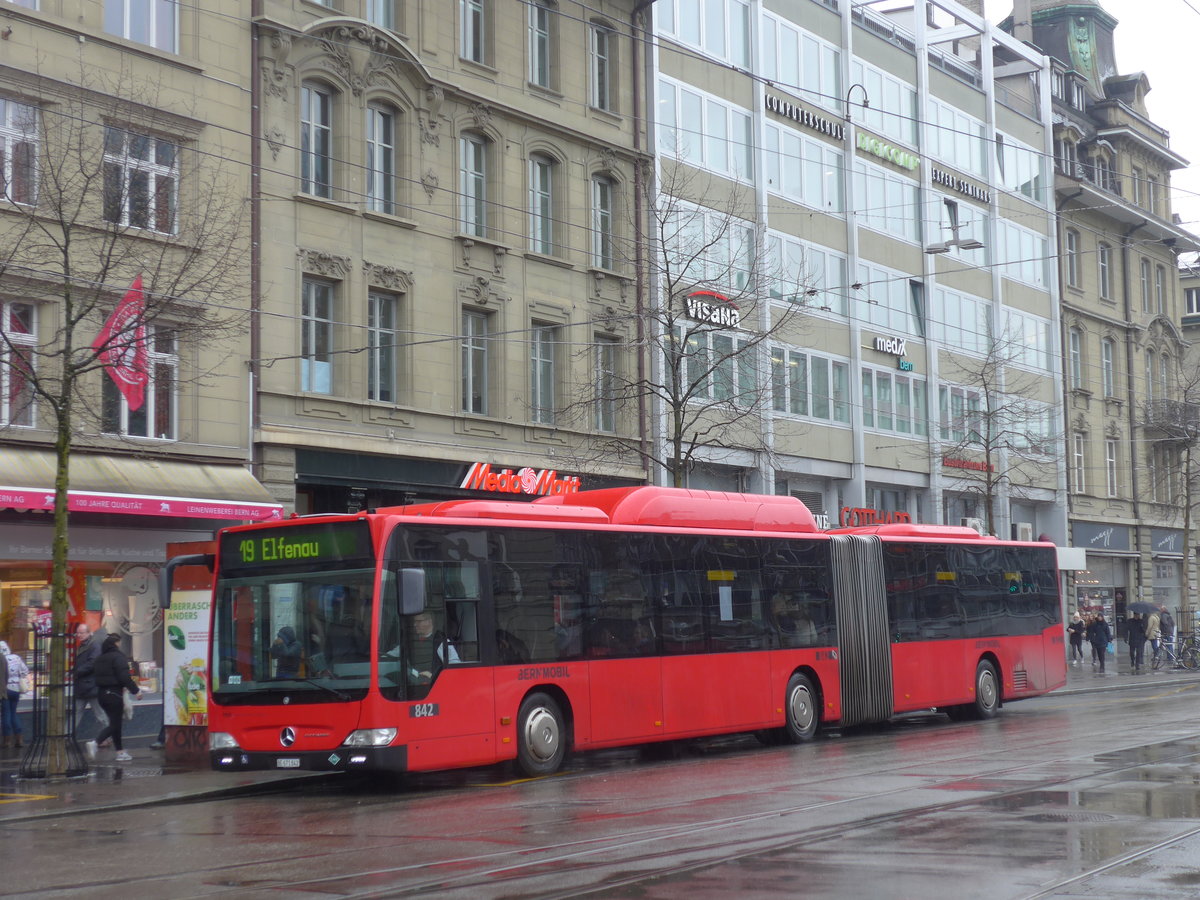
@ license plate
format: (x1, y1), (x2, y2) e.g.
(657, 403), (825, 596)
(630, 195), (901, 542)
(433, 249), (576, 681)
(276, 758), (301, 768)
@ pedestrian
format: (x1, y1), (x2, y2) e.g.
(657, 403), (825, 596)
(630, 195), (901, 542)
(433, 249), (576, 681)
(1067, 614), (1085, 663)
(269, 626), (304, 679)
(72, 623), (108, 734)
(87, 634), (142, 762)
(1, 641), (28, 749)
(0, 639), (9, 750)
(1127, 612), (1147, 673)
(1146, 608), (1162, 664)
(1087, 613), (1112, 674)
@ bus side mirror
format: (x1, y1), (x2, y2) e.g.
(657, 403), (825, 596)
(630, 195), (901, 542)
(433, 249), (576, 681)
(399, 567), (426, 616)
(159, 553), (214, 610)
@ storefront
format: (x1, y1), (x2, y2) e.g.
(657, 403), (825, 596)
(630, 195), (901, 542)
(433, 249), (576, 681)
(1150, 527), (1184, 614)
(1071, 521), (1134, 638)
(294, 449), (639, 514)
(0, 448), (281, 691)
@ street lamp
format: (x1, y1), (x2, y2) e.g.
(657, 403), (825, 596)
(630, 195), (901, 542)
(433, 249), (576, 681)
(844, 83), (870, 121)
(926, 199), (984, 254)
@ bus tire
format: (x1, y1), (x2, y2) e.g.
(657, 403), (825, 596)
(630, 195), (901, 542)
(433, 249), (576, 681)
(783, 673), (819, 743)
(971, 660), (1000, 719)
(516, 692), (566, 777)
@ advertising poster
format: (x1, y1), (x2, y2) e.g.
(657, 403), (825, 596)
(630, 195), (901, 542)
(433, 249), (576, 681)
(163, 589), (211, 727)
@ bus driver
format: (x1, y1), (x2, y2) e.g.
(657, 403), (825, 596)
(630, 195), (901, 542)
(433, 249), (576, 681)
(407, 611), (459, 684)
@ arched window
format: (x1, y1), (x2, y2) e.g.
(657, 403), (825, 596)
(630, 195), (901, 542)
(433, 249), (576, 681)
(459, 132), (489, 237)
(366, 103), (396, 214)
(301, 82), (334, 198)
(1068, 328), (1083, 390)
(528, 152), (557, 254)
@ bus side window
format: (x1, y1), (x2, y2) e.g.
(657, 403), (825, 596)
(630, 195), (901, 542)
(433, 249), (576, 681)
(447, 600), (479, 662)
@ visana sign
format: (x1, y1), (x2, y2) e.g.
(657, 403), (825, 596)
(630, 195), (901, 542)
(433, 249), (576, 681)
(684, 291), (741, 327)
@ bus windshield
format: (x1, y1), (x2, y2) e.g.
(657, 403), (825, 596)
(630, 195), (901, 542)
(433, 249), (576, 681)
(212, 522), (376, 704)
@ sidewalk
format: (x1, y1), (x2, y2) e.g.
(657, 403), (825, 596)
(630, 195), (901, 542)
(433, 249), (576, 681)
(1, 653), (1196, 823)
(0, 734), (328, 823)
(1053, 645), (1200, 695)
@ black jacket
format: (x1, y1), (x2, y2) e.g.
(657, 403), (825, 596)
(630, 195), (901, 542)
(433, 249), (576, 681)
(94, 644), (140, 695)
(1086, 618), (1112, 647)
(73, 636), (102, 699)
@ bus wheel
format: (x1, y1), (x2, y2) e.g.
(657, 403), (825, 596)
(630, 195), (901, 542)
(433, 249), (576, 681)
(972, 660), (1000, 719)
(783, 673), (819, 743)
(517, 692), (566, 776)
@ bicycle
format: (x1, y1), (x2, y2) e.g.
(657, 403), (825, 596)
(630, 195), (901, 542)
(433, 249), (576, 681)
(1150, 636), (1199, 670)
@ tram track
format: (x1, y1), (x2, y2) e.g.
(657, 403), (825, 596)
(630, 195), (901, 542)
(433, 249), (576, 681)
(14, 697), (1198, 900)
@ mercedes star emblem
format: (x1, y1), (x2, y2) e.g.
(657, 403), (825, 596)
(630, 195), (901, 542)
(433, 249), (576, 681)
(280, 726), (296, 748)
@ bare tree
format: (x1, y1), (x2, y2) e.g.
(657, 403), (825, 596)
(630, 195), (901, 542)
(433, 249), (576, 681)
(558, 163), (814, 487)
(1143, 357), (1200, 618)
(0, 70), (248, 775)
(935, 334), (1061, 536)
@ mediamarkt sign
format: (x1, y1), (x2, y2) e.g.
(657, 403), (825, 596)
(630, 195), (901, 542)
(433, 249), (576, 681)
(460, 462), (581, 496)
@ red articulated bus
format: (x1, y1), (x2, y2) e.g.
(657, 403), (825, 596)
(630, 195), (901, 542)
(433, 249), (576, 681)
(190, 486), (1065, 776)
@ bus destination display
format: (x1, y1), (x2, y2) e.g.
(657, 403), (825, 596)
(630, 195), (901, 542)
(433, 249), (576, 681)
(219, 521), (373, 573)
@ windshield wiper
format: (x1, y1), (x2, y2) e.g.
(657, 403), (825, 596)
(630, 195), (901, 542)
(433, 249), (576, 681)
(294, 677), (351, 701)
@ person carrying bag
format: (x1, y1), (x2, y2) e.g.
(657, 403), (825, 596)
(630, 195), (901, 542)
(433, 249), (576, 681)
(88, 634), (142, 762)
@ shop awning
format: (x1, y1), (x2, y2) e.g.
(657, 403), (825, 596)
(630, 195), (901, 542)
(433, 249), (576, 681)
(0, 447), (283, 522)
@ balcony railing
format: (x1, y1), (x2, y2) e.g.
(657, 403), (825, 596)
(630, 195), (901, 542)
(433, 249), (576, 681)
(1142, 398), (1200, 441)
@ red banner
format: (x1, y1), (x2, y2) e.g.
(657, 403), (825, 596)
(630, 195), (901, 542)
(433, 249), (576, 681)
(92, 275), (148, 411)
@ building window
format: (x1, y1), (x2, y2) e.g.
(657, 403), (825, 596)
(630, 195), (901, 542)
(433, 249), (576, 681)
(658, 0), (750, 67)
(659, 78), (753, 180)
(367, 0), (395, 29)
(1161, 353), (1171, 400)
(0, 98), (37, 205)
(102, 324), (177, 439)
(104, 0), (177, 53)
(1148, 176), (1159, 217)
(365, 105), (395, 215)
(1073, 433), (1086, 494)
(1065, 229), (1080, 287)
(1145, 349), (1156, 400)
(591, 175), (615, 270)
(1140, 258), (1152, 313)
(1101, 338), (1115, 398)
(1155, 264), (1166, 315)
(528, 154), (555, 254)
(529, 2), (555, 89)
(939, 385), (982, 444)
(461, 309), (489, 414)
(459, 134), (488, 237)
(595, 335), (618, 432)
(1069, 328), (1083, 390)
(102, 128), (177, 234)
(300, 84), (333, 199)
(460, 0), (488, 64)
(301, 278), (335, 395)
(673, 327), (753, 405)
(590, 23), (615, 111)
(1106, 440), (1118, 497)
(1, 301), (34, 427)
(367, 290), (397, 403)
(530, 323), (557, 424)
(862, 368), (927, 436)
(1098, 243), (1112, 299)
(1132, 167), (1144, 207)
(769, 348), (852, 425)
(1186, 287), (1200, 315)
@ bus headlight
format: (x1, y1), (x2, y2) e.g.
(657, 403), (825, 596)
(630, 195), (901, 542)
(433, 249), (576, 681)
(344, 728), (397, 747)
(209, 732), (240, 751)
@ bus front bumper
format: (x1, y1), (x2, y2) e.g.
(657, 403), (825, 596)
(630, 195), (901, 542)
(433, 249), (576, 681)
(210, 745), (408, 773)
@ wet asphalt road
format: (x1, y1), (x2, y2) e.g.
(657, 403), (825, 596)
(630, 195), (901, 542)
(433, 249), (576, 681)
(7, 679), (1200, 899)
